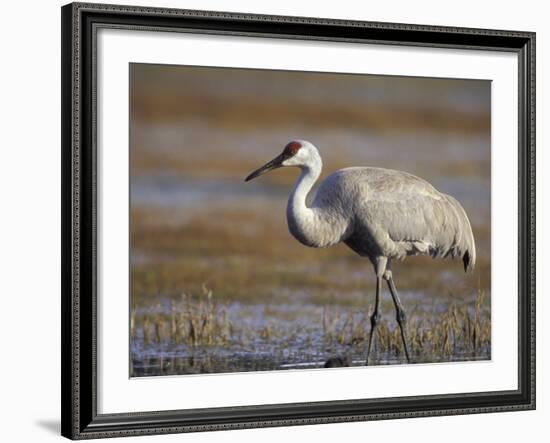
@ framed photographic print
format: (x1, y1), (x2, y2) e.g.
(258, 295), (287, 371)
(61, 2), (536, 439)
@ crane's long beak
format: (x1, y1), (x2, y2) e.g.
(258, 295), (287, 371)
(244, 154), (285, 182)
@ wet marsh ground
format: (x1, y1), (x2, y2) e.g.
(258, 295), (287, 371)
(130, 64), (491, 376)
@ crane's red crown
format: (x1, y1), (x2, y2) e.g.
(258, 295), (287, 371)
(283, 141), (302, 156)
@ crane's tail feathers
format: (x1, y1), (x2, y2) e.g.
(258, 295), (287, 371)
(445, 195), (476, 273)
(463, 250), (474, 273)
(459, 213), (476, 273)
(461, 220), (476, 273)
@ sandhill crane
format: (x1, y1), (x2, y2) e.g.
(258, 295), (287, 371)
(245, 140), (476, 365)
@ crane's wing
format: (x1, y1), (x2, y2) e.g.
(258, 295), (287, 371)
(325, 167), (476, 272)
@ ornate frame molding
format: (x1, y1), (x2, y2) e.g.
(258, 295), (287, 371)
(61, 2), (535, 439)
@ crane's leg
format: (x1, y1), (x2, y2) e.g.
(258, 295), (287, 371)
(383, 265), (411, 363)
(365, 257), (386, 366)
(365, 276), (381, 365)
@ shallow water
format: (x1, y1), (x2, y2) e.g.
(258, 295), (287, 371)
(130, 295), (491, 377)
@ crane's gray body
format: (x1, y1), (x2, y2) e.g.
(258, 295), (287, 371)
(305, 166), (476, 272)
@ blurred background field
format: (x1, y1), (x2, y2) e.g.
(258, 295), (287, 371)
(130, 63), (491, 376)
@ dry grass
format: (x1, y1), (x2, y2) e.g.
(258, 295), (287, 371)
(131, 65), (490, 136)
(131, 205), (491, 305)
(131, 286), (232, 348)
(322, 288), (490, 361)
(132, 93), (490, 135)
(131, 286), (490, 376)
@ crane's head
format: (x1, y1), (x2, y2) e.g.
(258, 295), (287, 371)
(245, 140), (321, 182)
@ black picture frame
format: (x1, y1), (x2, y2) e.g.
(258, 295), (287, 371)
(61, 2), (536, 439)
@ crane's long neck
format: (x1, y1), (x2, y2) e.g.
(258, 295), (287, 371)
(286, 160), (330, 248)
(288, 166), (319, 215)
